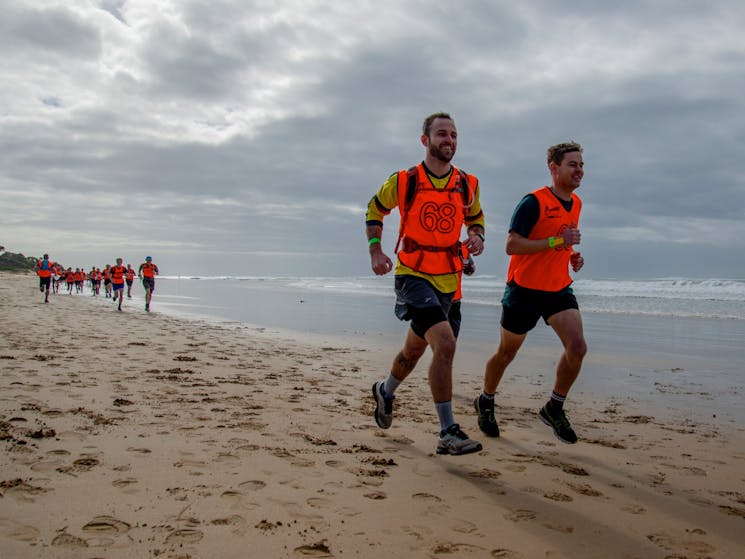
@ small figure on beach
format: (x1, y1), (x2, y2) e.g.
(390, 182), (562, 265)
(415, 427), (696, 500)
(35, 254), (54, 303)
(365, 112), (486, 456)
(64, 267), (75, 294)
(103, 264), (112, 298)
(110, 258), (127, 311)
(52, 263), (62, 294)
(125, 264), (136, 298)
(138, 256), (159, 312)
(475, 141), (587, 444)
(74, 268), (85, 294)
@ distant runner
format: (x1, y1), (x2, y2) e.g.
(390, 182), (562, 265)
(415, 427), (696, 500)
(35, 254), (54, 303)
(125, 264), (136, 298)
(52, 264), (62, 294)
(103, 265), (112, 298)
(64, 268), (75, 294)
(74, 268), (85, 294)
(138, 256), (159, 312)
(110, 258), (127, 312)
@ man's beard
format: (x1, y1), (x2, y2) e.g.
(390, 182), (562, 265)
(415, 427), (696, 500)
(429, 143), (454, 163)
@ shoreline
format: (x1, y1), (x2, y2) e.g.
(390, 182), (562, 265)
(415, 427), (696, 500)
(2, 271), (744, 558)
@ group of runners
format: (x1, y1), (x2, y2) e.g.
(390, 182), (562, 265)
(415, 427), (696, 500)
(367, 112), (587, 455)
(35, 255), (160, 312)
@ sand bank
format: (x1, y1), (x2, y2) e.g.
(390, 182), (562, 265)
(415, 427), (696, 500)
(1, 272), (743, 558)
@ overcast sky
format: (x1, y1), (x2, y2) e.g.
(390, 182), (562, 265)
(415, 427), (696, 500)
(2, 0), (744, 279)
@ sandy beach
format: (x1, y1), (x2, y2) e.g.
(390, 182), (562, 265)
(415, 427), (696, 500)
(1, 271), (743, 559)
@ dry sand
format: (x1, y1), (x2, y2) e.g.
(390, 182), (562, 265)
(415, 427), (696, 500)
(1, 271), (743, 558)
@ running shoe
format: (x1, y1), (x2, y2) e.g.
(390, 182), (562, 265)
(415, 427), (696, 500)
(539, 404), (578, 444)
(436, 424), (483, 455)
(474, 396), (500, 437)
(371, 381), (394, 429)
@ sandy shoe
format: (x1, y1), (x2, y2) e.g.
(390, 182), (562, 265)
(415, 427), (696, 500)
(372, 381), (394, 429)
(436, 424), (482, 455)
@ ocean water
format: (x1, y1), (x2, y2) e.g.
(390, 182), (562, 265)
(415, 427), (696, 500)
(147, 275), (745, 424)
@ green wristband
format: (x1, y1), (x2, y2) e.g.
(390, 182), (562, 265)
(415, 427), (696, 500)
(368, 237), (381, 246)
(548, 236), (565, 249)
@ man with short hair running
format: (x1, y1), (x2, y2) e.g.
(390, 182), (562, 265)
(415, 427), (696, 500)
(365, 112), (485, 456)
(125, 264), (136, 298)
(475, 141), (587, 444)
(35, 254), (54, 303)
(138, 256), (159, 312)
(110, 258), (127, 311)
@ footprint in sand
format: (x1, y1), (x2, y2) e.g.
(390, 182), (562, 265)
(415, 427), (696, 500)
(0, 519), (40, 543)
(450, 519), (479, 535)
(72, 457), (100, 472)
(412, 492), (442, 503)
(165, 528), (204, 545)
(647, 532), (715, 555)
(363, 491), (386, 500)
(543, 491), (573, 502)
(504, 509), (537, 522)
(82, 516), (131, 535)
(294, 540), (333, 557)
(431, 541), (486, 555)
(210, 514), (247, 534)
(543, 522), (574, 533)
(621, 504), (646, 514)
(1, 479), (48, 502)
(468, 468), (501, 480)
(111, 477), (139, 491)
(51, 531), (88, 549)
(238, 479), (267, 491)
(566, 482), (603, 497)
(490, 550), (525, 558)
(307, 497), (333, 509)
(126, 447), (152, 454)
(31, 459), (66, 473)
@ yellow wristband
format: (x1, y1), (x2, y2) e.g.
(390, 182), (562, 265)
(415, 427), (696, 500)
(548, 236), (565, 249)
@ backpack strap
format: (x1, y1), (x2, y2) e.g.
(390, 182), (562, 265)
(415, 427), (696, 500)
(394, 166), (419, 254)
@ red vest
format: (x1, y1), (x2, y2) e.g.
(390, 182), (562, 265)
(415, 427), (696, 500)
(141, 262), (156, 278)
(395, 164), (477, 276)
(37, 260), (54, 278)
(111, 265), (126, 283)
(507, 186), (582, 291)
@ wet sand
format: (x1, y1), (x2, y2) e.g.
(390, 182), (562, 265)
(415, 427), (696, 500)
(1, 271), (743, 558)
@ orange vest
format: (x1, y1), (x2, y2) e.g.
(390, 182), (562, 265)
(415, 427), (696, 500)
(507, 186), (582, 292)
(37, 260), (54, 278)
(125, 268), (135, 280)
(111, 265), (126, 283)
(74, 271), (83, 281)
(141, 262), (156, 278)
(65, 271), (74, 282)
(395, 164), (477, 276)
